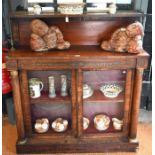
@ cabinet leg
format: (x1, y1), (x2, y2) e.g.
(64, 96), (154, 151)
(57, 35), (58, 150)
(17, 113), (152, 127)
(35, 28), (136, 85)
(129, 68), (144, 140)
(10, 70), (25, 141)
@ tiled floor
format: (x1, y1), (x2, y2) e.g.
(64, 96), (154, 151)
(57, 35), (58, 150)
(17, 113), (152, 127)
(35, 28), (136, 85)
(2, 117), (152, 155)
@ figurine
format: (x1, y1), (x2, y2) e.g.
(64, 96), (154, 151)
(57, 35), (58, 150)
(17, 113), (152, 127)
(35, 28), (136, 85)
(48, 76), (56, 98)
(60, 75), (68, 97)
(101, 22), (144, 54)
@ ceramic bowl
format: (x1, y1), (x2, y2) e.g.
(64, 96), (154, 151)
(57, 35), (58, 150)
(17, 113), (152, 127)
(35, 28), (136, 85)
(112, 118), (123, 130)
(100, 84), (123, 98)
(52, 118), (68, 132)
(83, 117), (90, 130)
(34, 118), (49, 133)
(83, 84), (94, 99)
(94, 114), (110, 131)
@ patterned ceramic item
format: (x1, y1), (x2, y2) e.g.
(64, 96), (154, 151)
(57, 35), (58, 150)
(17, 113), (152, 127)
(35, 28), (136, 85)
(94, 114), (110, 131)
(34, 118), (49, 133)
(48, 76), (56, 98)
(52, 118), (68, 132)
(29, 78), (44, 98)
(100, 84), (123, 98)
(112, 118), (123, 130)
(60, 75), (68, 97)
(83, 117), (90, 130)
(58, 3), (85, 15)
(83, 84), (94, 99)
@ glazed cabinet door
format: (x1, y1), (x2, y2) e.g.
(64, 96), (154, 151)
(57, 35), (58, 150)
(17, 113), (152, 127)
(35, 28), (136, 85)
(77, 69), (134, 139)
(20, 69), (77, 138)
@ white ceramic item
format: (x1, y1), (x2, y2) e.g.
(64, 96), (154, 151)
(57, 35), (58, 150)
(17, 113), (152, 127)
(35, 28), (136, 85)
(112, 118), (123, 130)
(94, 114), (110, 131)
(48, 76), (56, 98)
(52, 118), (68, 132)
(58, 3), (85, 15)
(29, 78), (44, 98)
(108, 3), (117, 14)
(60, 75), (68, 97)
(33, 4), (42, 15)
(34, 118), (49, 133)
(100, 84), (123, 98)
(83, 117), (90, 130)
(83, 84), (94, 99)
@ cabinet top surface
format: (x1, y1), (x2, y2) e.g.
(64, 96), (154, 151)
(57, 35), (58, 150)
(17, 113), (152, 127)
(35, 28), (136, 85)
(7, 46), (149, 61)
(10, 11), (143, 19)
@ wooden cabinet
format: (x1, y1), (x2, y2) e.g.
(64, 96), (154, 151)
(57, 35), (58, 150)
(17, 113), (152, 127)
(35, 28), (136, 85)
(6, 12), (149, 153)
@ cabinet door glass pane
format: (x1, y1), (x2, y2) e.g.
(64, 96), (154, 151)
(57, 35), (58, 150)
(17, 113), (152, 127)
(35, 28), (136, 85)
(83, 70), (126, 134)
(28, 70), (72, 135)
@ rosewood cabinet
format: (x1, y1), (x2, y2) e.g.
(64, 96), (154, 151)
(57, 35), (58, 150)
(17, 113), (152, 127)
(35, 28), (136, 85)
(6, 12), (149, 153)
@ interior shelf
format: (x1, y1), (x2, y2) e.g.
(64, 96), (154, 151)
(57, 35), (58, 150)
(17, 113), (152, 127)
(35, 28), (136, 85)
(30, 91), (71, 104)
(32, 124), (72, 136)
(84, 90), (124, 103)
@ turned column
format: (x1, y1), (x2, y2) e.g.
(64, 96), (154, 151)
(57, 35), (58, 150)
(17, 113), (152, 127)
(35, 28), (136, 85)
(129, 68), (144, 142)
(10, 70), (26, 143)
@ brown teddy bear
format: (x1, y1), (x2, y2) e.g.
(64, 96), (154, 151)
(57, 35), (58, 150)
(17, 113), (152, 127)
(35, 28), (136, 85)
(101, 22), (144, 54)
(30, 19), (70, 51)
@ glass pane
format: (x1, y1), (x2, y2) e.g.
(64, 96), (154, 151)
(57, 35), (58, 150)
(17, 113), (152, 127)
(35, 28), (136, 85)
(28, 70), (72, 135)
(82, 70), (126, 134)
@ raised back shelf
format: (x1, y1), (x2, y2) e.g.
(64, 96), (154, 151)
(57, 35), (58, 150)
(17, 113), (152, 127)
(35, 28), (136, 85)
(10, 11), (143, 47)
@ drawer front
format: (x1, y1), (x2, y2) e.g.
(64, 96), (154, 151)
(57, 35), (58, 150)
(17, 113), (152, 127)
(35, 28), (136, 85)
(18, 58), (136, 70)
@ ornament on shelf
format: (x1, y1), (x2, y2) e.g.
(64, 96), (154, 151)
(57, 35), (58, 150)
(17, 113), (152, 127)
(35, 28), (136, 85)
(29, 78), (44, 98)
(101, 22), (144, 54)
(100, 83), (123, 98)
(51, 118), (68, 132)
(94, 114), (110, 131)
(83, 117), (90, 130)
(30, 19), (71, 51)
(34, 118), (49, 133)
(48, 76), (56, 98)
(112, 118), (123, 130)
(60, 75), (68, 97)
(83, 84), (94, 99)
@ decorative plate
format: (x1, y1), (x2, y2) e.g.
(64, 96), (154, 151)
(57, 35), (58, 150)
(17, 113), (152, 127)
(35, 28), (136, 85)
(100, 84), (123, 98)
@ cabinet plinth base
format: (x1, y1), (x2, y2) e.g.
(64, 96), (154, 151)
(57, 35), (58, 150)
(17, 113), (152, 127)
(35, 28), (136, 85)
(16, 138), (139, 154)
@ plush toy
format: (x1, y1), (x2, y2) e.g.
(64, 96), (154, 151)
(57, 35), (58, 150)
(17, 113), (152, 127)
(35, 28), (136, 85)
(101, 22), (144, 54)
(30, 19), (71, 51)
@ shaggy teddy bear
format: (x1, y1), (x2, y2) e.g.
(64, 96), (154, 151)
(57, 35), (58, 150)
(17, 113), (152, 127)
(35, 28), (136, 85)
(30, 19), (70, 51)
(101, 22), (144, 54)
